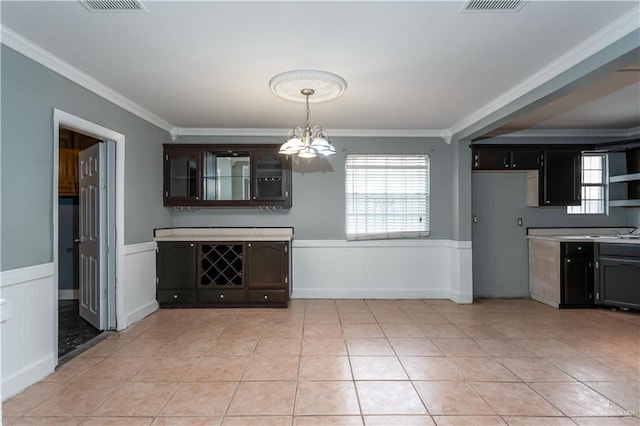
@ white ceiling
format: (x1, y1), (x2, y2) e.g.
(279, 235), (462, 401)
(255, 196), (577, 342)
(1, 1), (639, 140)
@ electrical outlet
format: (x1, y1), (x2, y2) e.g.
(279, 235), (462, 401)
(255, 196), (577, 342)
(517, 218), (523, 227)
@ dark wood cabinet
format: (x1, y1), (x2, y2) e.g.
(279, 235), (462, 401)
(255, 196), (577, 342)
(541, 150), (581, 206)
(156, 241), (197, 304)
(595, 243), (640, 310)
(58, 128), (100, 196)
(246, 241), (289, 304)
(156, 239), (290, 307)
(163, 144), (292, 208)
(560, 242), (594, 308)
(472, 148), (542, 170)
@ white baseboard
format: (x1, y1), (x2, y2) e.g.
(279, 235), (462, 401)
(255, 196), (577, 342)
(292, 289), (450, 299)
(123, 301), (158, 330)
(2, 354), (55, 401)
(58, 289), (79, 300)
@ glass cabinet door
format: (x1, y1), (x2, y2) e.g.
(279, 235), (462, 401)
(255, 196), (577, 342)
(253, 150), (287, 201)
(202, 151), (251, 201)
(166, 149), (199, 202)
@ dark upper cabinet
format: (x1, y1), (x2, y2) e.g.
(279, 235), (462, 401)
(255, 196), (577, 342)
(163, 144), (292, 208)
(560, 242), (594, 308)
(541, 150), (581, 206)
(252, 149), (292, 207)
(472, 148), (511, 170)
(473, 148), (542, 170)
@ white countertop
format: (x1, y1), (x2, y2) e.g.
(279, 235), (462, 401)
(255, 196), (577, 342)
(527, 235), (640, 245)
(154, 227), (294, 242)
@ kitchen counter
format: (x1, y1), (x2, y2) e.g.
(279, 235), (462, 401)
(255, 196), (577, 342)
(527, 234), (640, 244)
(154, 227), (294, 242)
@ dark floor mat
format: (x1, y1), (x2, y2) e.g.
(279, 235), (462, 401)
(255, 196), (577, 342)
(58, 300), (102, 357)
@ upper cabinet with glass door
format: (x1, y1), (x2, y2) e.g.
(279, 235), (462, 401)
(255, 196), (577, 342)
(163, 144), (292, 208)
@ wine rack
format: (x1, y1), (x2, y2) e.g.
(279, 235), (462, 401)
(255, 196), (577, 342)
(200, 244), (243, 287)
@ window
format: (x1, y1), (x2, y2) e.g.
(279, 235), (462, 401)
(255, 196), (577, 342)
(345, 154), (430, 240)
(567, 154), (607, 214)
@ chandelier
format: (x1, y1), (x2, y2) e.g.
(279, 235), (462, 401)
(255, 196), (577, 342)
(279, 88), (335, 158)
(270, 70), (347, 159)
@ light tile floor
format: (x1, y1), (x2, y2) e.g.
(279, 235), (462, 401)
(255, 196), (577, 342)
(3, 298), (640, 425)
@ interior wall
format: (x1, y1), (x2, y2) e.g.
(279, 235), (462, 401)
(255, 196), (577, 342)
(472, 171), (630, 298)
(0, 45), (173, 271)
(172, 135), (453, 240)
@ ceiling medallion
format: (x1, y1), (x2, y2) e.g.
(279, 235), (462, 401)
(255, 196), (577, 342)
(269, 70), (347, 103)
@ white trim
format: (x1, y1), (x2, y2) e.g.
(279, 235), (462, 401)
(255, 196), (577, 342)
(487, 128), (640, 139)
(450, 7), (640, 137)
(291, 239), (473, 303)
(123, 301), (158, 329)
(1, 26), (173, 132)
(0, 263), (54, 288)
(2, 354), (55, 401)
(58, 289), (79, 300)
(124, 241), (158, 255)
(174, 127), (452, 140)
(292, 239), (471, 249)
(53, 109), (126, 360)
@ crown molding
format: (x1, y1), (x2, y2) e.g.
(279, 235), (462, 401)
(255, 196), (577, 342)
(489, 128), (639, 139)
(449, 6), (640, 138)
(175, 127), (452, 142)
(0, 25), (174, 133)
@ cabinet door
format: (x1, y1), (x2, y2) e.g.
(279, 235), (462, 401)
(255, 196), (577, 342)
(510, 150), (542, 170)
(252, 149), (292, 207)
(598, 257), (640, 310)
(157, 241), (197, 290)
(246, 242), (288, 290)
(472, 148), (510, 170)
(562, 255), (593, 307)
(542, 151), (581, 206)
(164, 147), (200, 205)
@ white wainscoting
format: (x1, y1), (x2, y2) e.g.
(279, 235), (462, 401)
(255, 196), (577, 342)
(292, 239), (473, 303)
(1, 263), (56, 400)
(120, 242), (158, 330)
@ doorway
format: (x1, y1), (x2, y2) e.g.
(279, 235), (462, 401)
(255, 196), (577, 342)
(53, 109), (126, 364)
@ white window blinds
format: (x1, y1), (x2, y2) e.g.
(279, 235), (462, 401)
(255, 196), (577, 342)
(345, 154), (430, 240)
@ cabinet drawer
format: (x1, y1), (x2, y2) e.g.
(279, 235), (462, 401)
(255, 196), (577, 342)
(248, 290), (287, 303)
(157, 290), (196, 304)
(197, 289), (246, 303)
(562, 242), (593, 256)
(599, 243), (640, 257)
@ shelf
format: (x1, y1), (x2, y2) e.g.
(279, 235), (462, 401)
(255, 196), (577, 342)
(609, 173), (640, 183)
(609, 199), (640, 207)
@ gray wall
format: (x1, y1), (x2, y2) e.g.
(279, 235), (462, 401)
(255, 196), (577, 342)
(172, 135), (453, 240)
(472, 170), (630, 298)
(1, 46), (173, 270)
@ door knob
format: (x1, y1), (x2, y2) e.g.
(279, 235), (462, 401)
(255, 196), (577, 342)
(74, 238), (82, 243)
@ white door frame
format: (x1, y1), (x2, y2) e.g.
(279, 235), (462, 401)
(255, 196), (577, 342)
(52, 109), (125, 362)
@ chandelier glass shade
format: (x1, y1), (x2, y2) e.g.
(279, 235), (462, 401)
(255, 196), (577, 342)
(278, 88), (336, 159)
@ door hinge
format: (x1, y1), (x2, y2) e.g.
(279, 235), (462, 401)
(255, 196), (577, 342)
(156, 277), (159, 285)
(595, 261), (599, 269)
(596, 292), (600, 300)
(284, 276), (288, 284)
(165, 191), (169, 197)
(165, 154), (168, 161)
(284, 245), (288, 253)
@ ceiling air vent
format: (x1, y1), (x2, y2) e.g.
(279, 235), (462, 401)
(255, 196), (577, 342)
(79, 0), (148, 13)
(460, 0), (527, 13)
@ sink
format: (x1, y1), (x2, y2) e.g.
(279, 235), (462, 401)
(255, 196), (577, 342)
(618, 234), (640, 240)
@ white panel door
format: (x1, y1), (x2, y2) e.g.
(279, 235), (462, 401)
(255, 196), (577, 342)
(79, 143), (106, 330)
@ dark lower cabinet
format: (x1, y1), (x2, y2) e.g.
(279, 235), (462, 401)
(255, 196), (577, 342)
(560, 242), (594, 308)
(596, 244), (640, 310)
(157, 240), (290, 307)
(156, 241), (197, 305)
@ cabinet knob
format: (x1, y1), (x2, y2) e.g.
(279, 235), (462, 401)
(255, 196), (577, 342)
(252, 196), (257, 200)
(577, 246), (582, 251)
(195, 196), (199, 200)
(220, 294), (224, 299)
(264, 295), (268, 300)
(190, 243), (194, 247)
(248, 243), (252, 247)
(566, 259), (571, 263)
(512, 164), (516, 168)
(173, 294), (178, 299)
